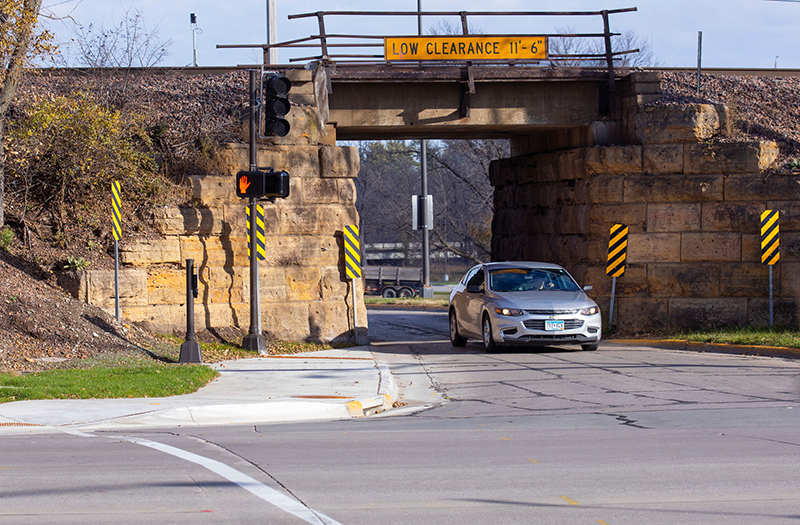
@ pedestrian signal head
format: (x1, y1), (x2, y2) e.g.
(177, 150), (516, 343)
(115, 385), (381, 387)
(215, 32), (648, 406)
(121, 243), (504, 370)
(236, 169), (290, 200)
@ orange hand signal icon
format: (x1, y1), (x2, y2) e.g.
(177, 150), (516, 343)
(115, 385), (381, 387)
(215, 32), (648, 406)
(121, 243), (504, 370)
(239, 175), (251, 195)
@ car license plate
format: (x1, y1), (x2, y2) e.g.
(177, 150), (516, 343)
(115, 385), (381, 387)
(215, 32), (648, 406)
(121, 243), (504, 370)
(545, 320), (564, 331)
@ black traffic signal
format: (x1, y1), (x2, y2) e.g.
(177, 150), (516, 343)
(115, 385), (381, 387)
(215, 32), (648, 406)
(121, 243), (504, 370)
(263, 74), (291, 137)
(236, 169), (290, 200)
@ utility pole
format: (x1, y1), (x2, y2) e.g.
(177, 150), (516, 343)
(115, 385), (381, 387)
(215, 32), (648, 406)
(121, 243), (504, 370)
(266, 0), (277, 64)
(418, 0), (433, 298)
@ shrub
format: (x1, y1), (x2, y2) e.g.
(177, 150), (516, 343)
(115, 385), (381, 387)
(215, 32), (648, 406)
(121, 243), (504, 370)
(0, 226), (14, 251)
(6, 90), (161, 229)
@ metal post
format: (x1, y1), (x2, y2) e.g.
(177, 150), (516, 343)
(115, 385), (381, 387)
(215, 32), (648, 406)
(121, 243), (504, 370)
(417, 0), (423, 35)
(417, 0), (433, 299)
(696, 31), (702, 94)
(243, 70), (268, 354)
(352, 277), (359, 344)
(180, 259), (202, 363)
(191, 13), (198, 67)
(609, 276), (617, 329)
(601, 10), (616, 118)
(114, 240), (120, 323)
(317, 12), (329, 60)
(266, 0), (277, 64)
(769, 265), (774, 328)
(420, 141), (433, 299)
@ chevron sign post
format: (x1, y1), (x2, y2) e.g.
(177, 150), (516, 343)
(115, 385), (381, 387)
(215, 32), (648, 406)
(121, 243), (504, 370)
(606, 224), (628, 327)
(344, 225), (362, 343)
(246, 204), (266, 261)
(111, 181), (122, 322)
(761, 210), (780, 327)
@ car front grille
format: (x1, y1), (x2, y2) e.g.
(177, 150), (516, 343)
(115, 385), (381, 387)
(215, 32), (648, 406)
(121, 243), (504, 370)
(524, 309), (579, 315)
(523, 319), (584, 330)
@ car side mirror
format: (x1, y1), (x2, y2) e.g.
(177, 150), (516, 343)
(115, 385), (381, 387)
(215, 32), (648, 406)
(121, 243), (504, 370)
(583, 285), (593, 292)
(466, 284), (483, 294)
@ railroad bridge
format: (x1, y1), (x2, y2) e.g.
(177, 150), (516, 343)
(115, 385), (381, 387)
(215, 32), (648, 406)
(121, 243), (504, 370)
(72, 9), (796, 339)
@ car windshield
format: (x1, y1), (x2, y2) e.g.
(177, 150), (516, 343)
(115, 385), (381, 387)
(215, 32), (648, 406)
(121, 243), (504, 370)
(488, 267), (580, 292)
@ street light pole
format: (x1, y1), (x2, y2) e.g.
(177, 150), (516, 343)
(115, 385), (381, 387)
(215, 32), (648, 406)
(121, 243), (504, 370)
(418, 0), (433, 298)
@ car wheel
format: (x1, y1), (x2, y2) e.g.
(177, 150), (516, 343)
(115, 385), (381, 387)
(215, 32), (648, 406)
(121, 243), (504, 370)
(581, 343), (599, 351)
(398, 288), (413, 298)
(381, 288), (397, 298)
(482, 313), (498, 353)
(449, 309), (467, 347)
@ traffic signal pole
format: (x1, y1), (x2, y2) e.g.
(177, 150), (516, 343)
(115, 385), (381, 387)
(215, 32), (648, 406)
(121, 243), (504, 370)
(243, 69), (268, 354)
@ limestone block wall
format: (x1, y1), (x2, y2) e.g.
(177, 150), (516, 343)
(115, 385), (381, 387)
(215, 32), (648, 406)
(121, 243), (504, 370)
(61, 70), (365, 342)
(491, 102), (797, 332)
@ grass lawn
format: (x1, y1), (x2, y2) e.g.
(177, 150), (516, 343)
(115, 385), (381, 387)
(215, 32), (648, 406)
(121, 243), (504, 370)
(0, 363), (218, 403)
(0, 337), (354, 404)
(670, 327), (800, 349)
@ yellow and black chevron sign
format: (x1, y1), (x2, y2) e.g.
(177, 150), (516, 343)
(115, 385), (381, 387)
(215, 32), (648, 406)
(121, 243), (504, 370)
(760, 210), (780, 266)
(246, 204), (266, 261)
(111, 181), (122, 241)
(606, 223), (628, 277)
(344, 225), (362, 279)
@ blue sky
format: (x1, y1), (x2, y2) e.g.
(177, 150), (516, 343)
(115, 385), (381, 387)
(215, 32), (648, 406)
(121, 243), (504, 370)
(41, 0), (800, 69)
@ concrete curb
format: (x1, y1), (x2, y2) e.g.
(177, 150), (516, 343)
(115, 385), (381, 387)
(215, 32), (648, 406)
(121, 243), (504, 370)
(0, 348), (403, 432)
(345, 359), (398, 417)
(77, 356), (401, 428)
(610, 338), (800, 360)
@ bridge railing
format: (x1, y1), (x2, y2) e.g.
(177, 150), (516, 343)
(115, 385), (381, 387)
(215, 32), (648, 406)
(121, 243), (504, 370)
(276, 9), (638, 69)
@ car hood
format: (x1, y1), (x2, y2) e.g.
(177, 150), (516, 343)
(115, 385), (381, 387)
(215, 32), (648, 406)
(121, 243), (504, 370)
(489, 290), (595, 309)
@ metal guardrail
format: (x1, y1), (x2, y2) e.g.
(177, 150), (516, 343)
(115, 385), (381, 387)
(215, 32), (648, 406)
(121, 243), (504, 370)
(219, 8), (638, 68)
(218, 9), (639, 117)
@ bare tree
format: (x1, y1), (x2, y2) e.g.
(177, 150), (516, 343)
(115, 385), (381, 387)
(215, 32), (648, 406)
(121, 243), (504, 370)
(427, 139), (508, 263)
(67, 6), (172, 69)
(549, 25), (660, 68)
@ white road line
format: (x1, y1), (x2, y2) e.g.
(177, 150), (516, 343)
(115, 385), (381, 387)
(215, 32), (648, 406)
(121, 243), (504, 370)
(62, 429), (342, 525)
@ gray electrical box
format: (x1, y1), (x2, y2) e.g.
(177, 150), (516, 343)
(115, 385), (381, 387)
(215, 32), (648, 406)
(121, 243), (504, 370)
(412, 194), (433, 231)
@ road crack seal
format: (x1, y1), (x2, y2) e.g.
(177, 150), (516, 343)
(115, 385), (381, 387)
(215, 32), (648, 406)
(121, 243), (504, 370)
(607, 413), (652, 429)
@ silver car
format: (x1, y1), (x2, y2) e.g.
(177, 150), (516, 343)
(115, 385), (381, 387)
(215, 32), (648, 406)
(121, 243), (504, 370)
(448, 262), (602, 352)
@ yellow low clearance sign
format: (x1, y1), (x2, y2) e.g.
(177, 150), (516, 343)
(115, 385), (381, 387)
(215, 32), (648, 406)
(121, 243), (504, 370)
(385, 36), (547, 61)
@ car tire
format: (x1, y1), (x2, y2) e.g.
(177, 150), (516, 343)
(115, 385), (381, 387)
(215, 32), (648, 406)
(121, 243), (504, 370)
(581, 343), (599, 351)
(449, 309), (467, 347)
(399, 287), (413, 298)
(381, 288), (397, 298)
(482, 314), (498, 353)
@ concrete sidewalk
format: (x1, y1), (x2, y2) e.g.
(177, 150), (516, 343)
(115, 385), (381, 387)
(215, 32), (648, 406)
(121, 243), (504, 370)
(0, 346), (432, 433)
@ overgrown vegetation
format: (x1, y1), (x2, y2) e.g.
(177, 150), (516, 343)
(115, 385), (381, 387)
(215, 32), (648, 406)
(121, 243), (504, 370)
(6, 90), (165, 235)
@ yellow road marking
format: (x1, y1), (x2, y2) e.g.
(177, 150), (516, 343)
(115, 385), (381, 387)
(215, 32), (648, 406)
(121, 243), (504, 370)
(527, 458), (538, 464)
(560, 495), (579, 505)
(597, 520), (610, 525)
(499, 437), (510, 440)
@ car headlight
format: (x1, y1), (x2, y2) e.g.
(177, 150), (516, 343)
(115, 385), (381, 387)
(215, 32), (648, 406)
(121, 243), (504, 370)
(495, 307), (524, 316)
(580, 306), (599, 316)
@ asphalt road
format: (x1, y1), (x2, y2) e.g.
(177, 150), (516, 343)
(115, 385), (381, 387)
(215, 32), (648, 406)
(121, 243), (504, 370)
(2, 308), (800, 524)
